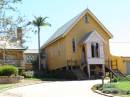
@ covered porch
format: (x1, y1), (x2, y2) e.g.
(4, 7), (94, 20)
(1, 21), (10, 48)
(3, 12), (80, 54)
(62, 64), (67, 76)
(80, 31), (106, 78)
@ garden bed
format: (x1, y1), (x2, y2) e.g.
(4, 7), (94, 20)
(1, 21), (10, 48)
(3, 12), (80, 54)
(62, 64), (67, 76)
(0, 76), (24, 84)
(0, 78), (45, 93)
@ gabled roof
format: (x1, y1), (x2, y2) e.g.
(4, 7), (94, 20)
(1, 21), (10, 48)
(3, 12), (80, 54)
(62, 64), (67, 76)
(24, 49), (38, 54)
(79, 31), (106, 45)
(79, 32), (92, 44)
(42, 8), (113, 49)
(0, 41), (25, 50)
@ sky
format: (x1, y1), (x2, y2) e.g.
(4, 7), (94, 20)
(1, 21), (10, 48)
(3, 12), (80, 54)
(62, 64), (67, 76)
(19, 0), (130, 56)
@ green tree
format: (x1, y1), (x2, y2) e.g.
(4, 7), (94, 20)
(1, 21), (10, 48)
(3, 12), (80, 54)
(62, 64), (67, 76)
(31, 16), (51, 71)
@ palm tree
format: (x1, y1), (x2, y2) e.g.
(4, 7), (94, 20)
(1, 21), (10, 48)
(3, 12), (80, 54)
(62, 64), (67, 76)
(31, 16), (51, 71)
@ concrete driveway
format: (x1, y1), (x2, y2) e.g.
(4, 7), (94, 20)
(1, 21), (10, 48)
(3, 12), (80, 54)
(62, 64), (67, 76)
(0, 80), (107, 97)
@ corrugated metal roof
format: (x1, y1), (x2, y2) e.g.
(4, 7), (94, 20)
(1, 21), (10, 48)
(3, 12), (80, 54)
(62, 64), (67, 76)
(24, 49), (38, 54)
(0, 37), (24, 50)
(0, 30), (24, 50)
(0, 41), (25, 50)
(42, 9), (113, 48)
(79, 32), (92, 44)
(43, 13), (81, 48)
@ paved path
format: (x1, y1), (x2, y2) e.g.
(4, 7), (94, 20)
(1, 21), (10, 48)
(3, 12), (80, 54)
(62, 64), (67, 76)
(0, 80), (107, 97)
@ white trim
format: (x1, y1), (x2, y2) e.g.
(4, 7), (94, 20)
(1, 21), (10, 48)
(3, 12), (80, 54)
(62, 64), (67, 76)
(87, 58), (105, 64)
(87, 64), (90, 78)
(84, 31), (105, 64)
(84, 31), (106, 44)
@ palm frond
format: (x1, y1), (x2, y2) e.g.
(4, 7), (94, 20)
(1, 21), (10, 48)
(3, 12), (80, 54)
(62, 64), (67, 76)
(32, 16), (51, 27)
(43, 22), (51, 27)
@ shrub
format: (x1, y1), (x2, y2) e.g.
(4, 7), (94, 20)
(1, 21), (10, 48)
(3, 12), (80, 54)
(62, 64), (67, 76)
(49, 70), (77, 80)
(23, 71), (34, 78)
(120, 90), (130, 95)
(31, 60), (38, 70)
(112, 77), (118, 82)
(96, 84), (102, 90)
(102, 88), (112, 94)
(126, 75), (130, 81)
(0, 65), (18, 76)
(118, 77), (128, 81)
(126, 90), (130, 95)
(102, 83), (119, 94)
(112, 75), (130, 82)
(33, 70), (45, 78)
(111, 88), (120, 94)
(103, 83), (115, 88)
(102, 88), (120, 94)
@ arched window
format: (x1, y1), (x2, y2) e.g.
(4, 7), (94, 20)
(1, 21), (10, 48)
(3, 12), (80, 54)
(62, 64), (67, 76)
(91, 43), (95, 57)
(72, 38), (76, 53)
(96, 43), (100, 57)
(91, 43), (100, 58)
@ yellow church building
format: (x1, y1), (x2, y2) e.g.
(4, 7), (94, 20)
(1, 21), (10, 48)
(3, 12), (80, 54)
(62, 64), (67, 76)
(42, 9), (130, 78)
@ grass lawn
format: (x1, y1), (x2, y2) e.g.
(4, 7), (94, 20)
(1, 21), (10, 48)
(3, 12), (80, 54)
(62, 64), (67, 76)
(0, 84), (15, 92)
(114, 81), (130, 97)
(95, 81), (130, 97)
(122, 95), (130, 97)
(114, 81), (130, 91)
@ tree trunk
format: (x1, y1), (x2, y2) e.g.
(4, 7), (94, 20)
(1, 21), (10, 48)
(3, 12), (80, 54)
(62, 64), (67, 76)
(3, 48), (6, 65)
(38, 27), (41, 71)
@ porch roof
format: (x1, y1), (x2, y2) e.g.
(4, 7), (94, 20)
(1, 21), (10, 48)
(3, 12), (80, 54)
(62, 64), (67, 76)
(79, 32), (92, 44)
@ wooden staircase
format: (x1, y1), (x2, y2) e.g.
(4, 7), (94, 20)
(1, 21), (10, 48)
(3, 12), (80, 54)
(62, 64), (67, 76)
(106, 60), (126, 78)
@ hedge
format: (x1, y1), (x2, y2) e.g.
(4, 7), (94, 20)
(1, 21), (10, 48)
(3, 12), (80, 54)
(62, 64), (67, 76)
(0, 65), (18, 76)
